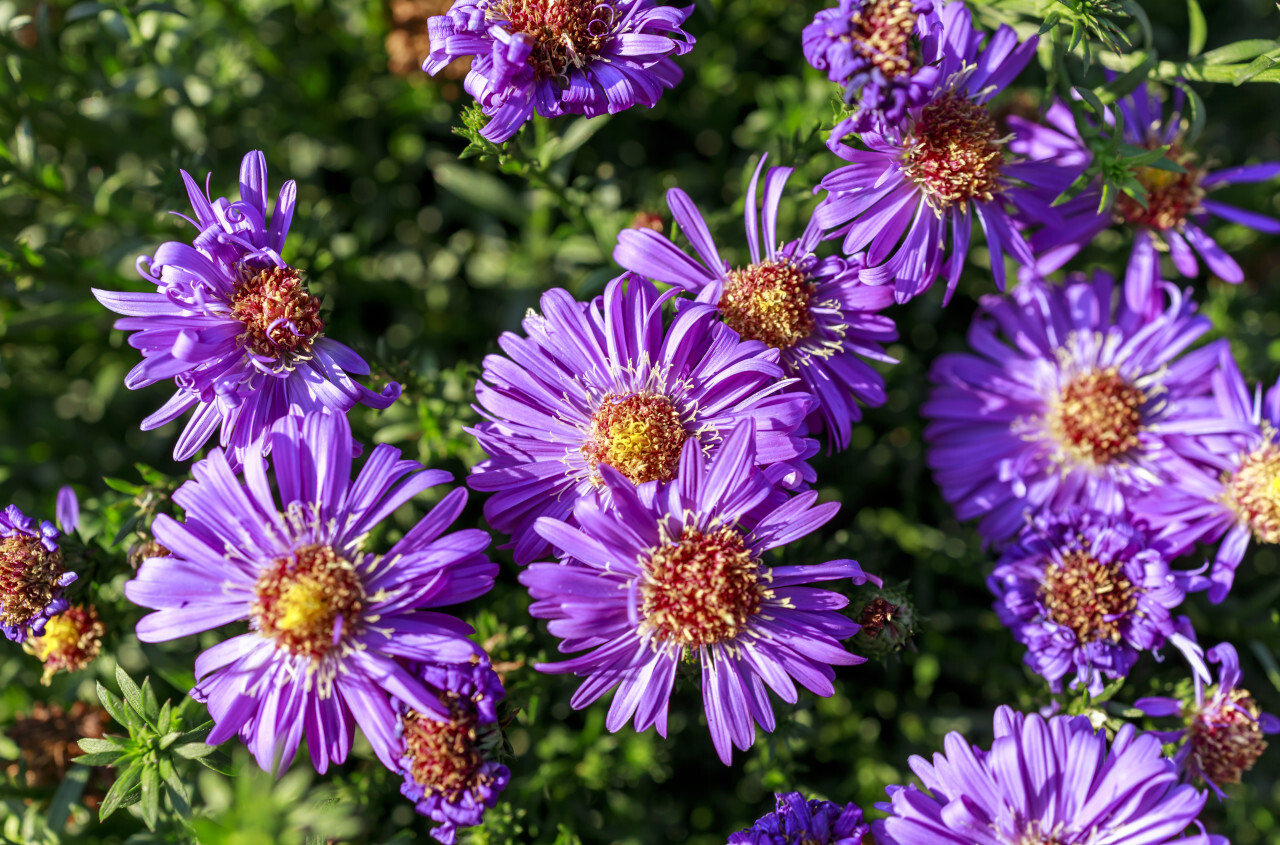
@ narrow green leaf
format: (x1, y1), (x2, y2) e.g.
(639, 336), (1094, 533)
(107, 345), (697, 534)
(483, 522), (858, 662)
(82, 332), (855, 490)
(78, 738), (127, 755)
(1249, 640), (1280, 694)
(1175, 81), (1206, 144)
(1234, 51), (1280, 85)
(116, 666), (147, 722)
(156, 699), (172, 734)
(158, 756), (191, 818)
(111, 514), (141, 548)
(1186, 0), (1207, 58)
(1037, 11), (1061, 36)
(102, 477), (143, 495)
(172, 742), (216, 760)
(140, 762), (161, 831)
(157, 730), (182, 751)
(141, 676), (161, 721)
(195, 751), (235, 776)
(73, 751), (131, 767)
(47, 765), (90, 831)
(1201, 38), (1278, 66)
(99, 761), (143, 821)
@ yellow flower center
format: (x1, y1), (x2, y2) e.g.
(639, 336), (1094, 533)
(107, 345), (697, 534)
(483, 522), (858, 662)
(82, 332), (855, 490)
(252, 544), (365, 660)
(581, 392), (687, 485)
(1046, 367), (1145, 466)
(1224, 436), (1280, 544)
(718, 258), (816, 350)
(1038, 550), (1137, 644)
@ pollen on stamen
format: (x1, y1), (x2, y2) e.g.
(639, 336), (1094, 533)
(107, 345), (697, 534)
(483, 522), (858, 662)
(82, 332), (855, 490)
(1223, 434), (1280, 544)
(1046, 367), (1145, 466)
(1037, 549), (1137, 644)
(0, 534), (68, 631)
(27, 604), (104, 685)
(492, 0), (613, 79)
(902, 91), (1006, 212)
(846, 0), (922, 78)
(580, 392), (687, 485)
(402, 694), (496, 803)
(1189, 687), (1270, 786)
(640, 525), (771, 648)
(718, 259), (816, 350)
(1113, 143), (1207, 231)
(231, 265), (325, 360)
(252, 544), (365, 660)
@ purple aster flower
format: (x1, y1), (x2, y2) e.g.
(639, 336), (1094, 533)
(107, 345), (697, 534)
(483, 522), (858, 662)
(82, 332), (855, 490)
(989, 507), (1207, 696)
(874, 705), (1226, 845)
(0, 505), (76, 643)
(397, 658), (510, 845)
(1132, 349), (1280, 602)
(801, 0), (944, 135)
(613, 156), (898, 451)
(55, 486), (78, 535)
(468, 274), (817, 564)
(520, 420), (878, 765)
(92, 151), (400, 467)
(728, 791), (870, 844)
(423, 0), (695, 143)
(1031, 81), (1280, 314)
(923, 272), (1219, 546)
(124, 411), (496, 775)
(815, 6), (1084, 303)
(1137, 642), (1279, 798)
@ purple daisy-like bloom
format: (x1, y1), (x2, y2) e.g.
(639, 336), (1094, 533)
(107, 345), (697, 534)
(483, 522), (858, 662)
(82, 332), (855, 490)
(423, 0), (695, 143)
(1137, 642), (1279, 798)
(397, 658), (510, 845)
(468, 274), (816, 564)
(728, 791), (870, 844)
(989, 507), (1207, 696)
(1133, 350), (1280, 603)
(124, 411), (496, 775)
(92, 151), (400, 468)
(801, 0), (942, 135)
(815, 4), (1083, 303)
(1031, 81), (1280, 313)
(923, 272), (1219, 546)
(0, 505), (76, 643)
(520, 420), (878, 765)
(873, 706), (1226, 844)
(613, 156), (898, 451)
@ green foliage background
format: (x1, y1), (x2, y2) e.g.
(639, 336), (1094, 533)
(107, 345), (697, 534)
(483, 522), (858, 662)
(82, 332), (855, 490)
(1, 0), (1279, 841)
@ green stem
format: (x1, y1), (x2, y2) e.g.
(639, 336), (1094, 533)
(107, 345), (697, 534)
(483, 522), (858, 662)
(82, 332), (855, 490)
(1098, 51), (1280, 84)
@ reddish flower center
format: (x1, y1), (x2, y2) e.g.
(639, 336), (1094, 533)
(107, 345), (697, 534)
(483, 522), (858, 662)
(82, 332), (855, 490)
(857, 597), (898, 640)
(0, 535), (66, 629)
(581, 392), (687, 485)
(1038, 549), (1137, 644)
(1047, 367), (1145, 466)
(403, 694), (493, 802)
(231, 266), (325, 360)
(1113, 144), (1206, 231)
(1190, 688), (1269, 785)
(1223, 435), (1280, 544)
(903, 92), (1005, 211)
(28, 604), (104, 685)
(252, 544), (365, 660)
(718, 259), (816, 350)
(493, 0), (613, 79)
(847, 0), (921, 78)
(640, 525), (770, 648)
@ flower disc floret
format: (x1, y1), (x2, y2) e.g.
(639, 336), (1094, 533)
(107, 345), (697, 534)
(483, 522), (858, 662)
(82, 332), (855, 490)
(1113, 147), (1207, 232)
(640, 525), (769, 648)
(28, 604), (104, 685)
(1038, 549), (1136, 644)
(581, 392), (687, 485)
(1189, 687), (1270, 786)
(902, 91), (1004, 212)
(719, 259), (816, 350)
(1047, 366), (1145, 465)
(252, 544), (365, 660)
(1223, 435), (1280, 544)
(496, 0), (611, 78)
(403, 700), (489, 802)
(231, 266), (325, 360)
(0, 535), (67, 631)
(847, 0), (920, 78)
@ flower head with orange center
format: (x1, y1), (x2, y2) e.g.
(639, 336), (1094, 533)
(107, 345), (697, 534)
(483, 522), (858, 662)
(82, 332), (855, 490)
(991, 507), (1206, 696)
(927, 271), (1216, 546)
(614, 157), (897, 452)
(902, 90), (1006, 213)
(1137, 642), (1280, 799)
(27, 604), (104, 685)
(124, 412), (497, 775)
(580, 392), (687, 485)
(522, 420), (879, 764)
(0, 505), (76, 644)
(423, 0), (694, 143)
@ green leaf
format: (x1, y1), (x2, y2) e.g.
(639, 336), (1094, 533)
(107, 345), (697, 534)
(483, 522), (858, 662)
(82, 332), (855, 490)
(78, 737), (127, 755)
(102, 477), (143, 495)
(173, 742), (216, 760)
(99, 761), (143, 821)
(116, 666), (148, 723)
(158, 756), (191, 817)
(141, 676), (161, 721)
(195, 751), (235, 776)
(111, 513), (141, 547)
(73, 750), (131, 767)
(1175, 81), (1206, 144)
(158, 731), (182, 750)
(1234, 51), (1280, 85)
(1186, 0), (1206, 58)
(1201, 38), (1279, 65)
(1037, 11), (1061, 36)
(140, 761), (161, 831)
(1249, 640), (1280, 694)
(47, 764), (90, 831)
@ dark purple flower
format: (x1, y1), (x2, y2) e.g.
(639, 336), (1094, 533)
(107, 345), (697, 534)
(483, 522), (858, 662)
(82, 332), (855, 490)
(989, 507), (1207, 696)
(124, 411), (496, 774)
(1133, 350), (1280, 602)
(520, 421), (878, 765)
(1032, 81), (1280, 313)
(423, 0), (695, 143)
(923, 273), (1218, 546)
(728, 791), (869, 845)
(397, 659), (510, 845)
(0, 505), (75, 643)
(468, 274), (817, 564)
(815, 5), (1083, 303)
(1137, 642), (1279, 798)
(92, 151), (400, 468)
(802, 0), (943, 135)
(874, 705), (1226, 845)
(613, 156), (898, 451)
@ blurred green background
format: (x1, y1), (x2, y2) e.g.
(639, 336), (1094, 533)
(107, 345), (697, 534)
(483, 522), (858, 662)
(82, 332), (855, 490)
(1, 0), (1279, 841)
